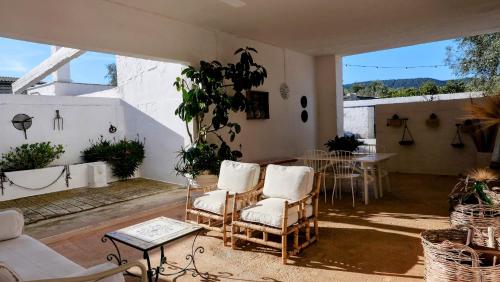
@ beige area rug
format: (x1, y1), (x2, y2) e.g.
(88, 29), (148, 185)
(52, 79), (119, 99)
(124, 174), (454, 281)
(0, 178), (179, 224)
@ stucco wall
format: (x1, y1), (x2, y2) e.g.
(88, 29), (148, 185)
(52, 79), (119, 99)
(205, 33), (317, 162)
(344, 107), (374, 138)
(116, 56), (189, 184)
(114, 31), (318, 185)
(27, 81), (114, 96)
(375, 97), (486, 175)
(0, 95), (125, 166)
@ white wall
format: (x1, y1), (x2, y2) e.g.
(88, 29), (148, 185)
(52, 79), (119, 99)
(344, 107), (374, 138)
(375, 97), (486, 175)
(0, 95), (125, 166)
(204, 33), (317, 161)
(116, 56), (189, 184)
(27, 81), (114, 96)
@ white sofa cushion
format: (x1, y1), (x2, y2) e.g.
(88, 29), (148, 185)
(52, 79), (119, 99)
(217, 160), (260, 193)
(0, 235), (84, 280)
(0, 262), (21, 282)
(193, 190), (234, 215)
(240, 198), (313, 228)
(0, 210), (24, 241)
(70, 262), (125, 282)
(263, 165), (314, 201)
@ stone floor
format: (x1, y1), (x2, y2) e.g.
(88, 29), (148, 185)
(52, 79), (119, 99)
(0, 178), (180, 224)
(33, 173), (457, 281)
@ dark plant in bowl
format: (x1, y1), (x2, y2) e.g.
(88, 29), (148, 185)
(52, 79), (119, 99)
(324, 135), (364, 152)
(0, 142), (65, 172)
(82, 136), (145, 180)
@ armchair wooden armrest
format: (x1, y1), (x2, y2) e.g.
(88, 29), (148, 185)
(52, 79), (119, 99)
(29, 261), (148, 282)
(233, 180), (264, 200)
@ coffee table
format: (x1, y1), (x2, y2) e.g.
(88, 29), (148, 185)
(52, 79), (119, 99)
(101, 216), (208, 282)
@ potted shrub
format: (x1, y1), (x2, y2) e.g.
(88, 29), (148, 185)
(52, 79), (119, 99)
(0, 142), (65, 172)
(173, 47), (267, 186)
(324, 135), (364, 153)
(82, 136), (145, 180)
(465, 96), (500, 167)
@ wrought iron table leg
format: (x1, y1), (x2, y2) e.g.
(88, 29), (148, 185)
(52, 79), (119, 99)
(101, 236), (140, 278)
(157, 230), (209, 279)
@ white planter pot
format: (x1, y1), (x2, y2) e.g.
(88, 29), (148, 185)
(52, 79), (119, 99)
(186, 172), (218, 188)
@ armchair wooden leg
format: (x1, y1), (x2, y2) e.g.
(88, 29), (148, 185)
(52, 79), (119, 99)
(282, 234), (288, 264)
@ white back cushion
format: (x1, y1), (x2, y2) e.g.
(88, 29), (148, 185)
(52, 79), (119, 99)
(0, 210), (24, 241)
(217, 161), (260, 193)
(263, 165), (314, 201)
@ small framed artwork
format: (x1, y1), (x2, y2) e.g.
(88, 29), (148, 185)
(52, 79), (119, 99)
(246, 91), (270, 120)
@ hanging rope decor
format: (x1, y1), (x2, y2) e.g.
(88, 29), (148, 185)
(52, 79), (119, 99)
(451, 124), (465, 148)
(0, 165), (71, 195)
(399, 119), (415, 145)
(279, 48), (289, 100)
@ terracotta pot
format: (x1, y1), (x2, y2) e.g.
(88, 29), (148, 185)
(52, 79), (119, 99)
(186, 171), (218, 188)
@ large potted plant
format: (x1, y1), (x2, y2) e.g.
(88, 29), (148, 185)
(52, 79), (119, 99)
(173, 47), (267, 186)
(324, 135), (364, 153)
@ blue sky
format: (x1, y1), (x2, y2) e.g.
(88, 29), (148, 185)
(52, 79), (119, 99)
(0, 36), (459, 85)
(343, 39), (459, 84)
(0, 37), (115, 84)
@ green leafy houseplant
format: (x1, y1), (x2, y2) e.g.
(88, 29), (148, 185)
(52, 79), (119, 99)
(0, 142), (65, 172)
(325, 135), (364, 153)
(173, 47), (267, 178)
(82, 137), (145, 180)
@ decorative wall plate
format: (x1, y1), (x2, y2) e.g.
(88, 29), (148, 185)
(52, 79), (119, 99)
(280, 82), (289, 100)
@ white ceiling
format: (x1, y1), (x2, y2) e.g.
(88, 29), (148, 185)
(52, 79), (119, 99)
(107, 0), (500, 55)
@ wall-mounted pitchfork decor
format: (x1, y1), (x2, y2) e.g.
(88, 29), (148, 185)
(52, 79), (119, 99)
(11, 114), (33, 139)
(451, 124), (465, 148)
(399, 119), (414, 145)
(53, 110), (64, 131)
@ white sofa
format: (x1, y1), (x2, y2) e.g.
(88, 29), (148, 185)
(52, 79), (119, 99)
(0, 209), (145, 282)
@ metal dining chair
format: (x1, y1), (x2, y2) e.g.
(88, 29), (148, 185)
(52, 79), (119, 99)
(304, 149), (332, 202)
(330, 150), (363, 207)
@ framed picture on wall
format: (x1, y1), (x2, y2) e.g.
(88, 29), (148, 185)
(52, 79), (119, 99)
(246, 91), (270, 120)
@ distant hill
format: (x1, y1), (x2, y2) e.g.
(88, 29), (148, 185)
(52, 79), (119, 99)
(344, 78), (469, 89)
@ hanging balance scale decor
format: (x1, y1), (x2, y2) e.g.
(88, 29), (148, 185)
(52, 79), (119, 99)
(451, 124), (465, 148)
(11, 114), (33, 139)
(399, 118), (414, 145)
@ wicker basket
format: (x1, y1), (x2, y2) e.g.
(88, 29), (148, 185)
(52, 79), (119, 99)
(421, 228), (500, 282)
(450, 204), (499, 247)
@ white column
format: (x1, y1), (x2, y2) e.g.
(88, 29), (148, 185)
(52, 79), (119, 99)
(51, 46), (72, 82)
(314, 55), (344, 147)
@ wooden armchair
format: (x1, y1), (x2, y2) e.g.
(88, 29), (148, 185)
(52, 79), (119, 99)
(231, 164), (321, 264)
(185, 160), (262, 245)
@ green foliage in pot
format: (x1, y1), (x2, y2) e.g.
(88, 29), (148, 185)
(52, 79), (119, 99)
(173, 47), (267, 178)
(82, 136), (145, 180)
(325, 135), (364, 152)
(82, 136), (113, 162)
(0, 142), (65, 172)
(449, 168), (498, 209)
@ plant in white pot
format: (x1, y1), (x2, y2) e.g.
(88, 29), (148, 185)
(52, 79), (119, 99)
(173, 47), (267, 187)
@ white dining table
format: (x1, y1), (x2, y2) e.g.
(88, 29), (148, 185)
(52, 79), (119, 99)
(296, 153), (397, 205)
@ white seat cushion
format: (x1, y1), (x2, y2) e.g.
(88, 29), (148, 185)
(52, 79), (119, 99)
(240, 198), (313, 228)
(218, 161), (260, 193)
(263, 165), (314, 201)
(193, 190), (235, 215)
(0, 235), (84, 280)
(0, 210), (24, 241)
